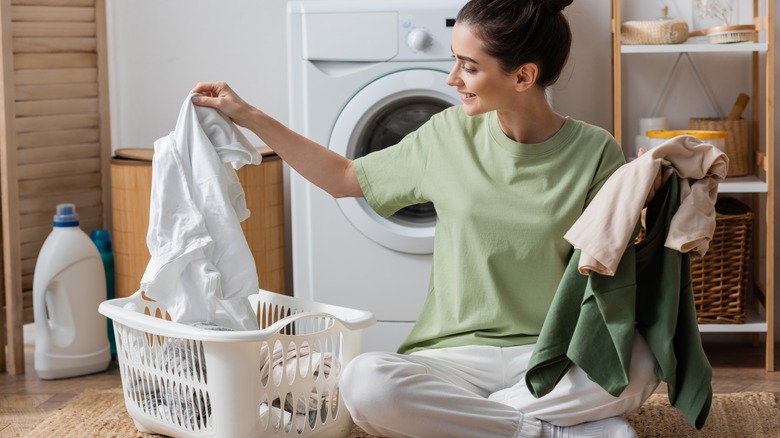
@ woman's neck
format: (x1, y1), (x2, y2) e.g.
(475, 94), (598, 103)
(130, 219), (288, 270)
(496, 92), (566, 144)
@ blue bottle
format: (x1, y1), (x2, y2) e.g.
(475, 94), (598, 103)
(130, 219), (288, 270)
(90, 229), (116, 359)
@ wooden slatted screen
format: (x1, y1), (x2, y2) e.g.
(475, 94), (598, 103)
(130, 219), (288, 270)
(0, 0), (111, 374)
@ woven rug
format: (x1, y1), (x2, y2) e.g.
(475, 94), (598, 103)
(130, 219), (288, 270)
(27, 389), (779, 437)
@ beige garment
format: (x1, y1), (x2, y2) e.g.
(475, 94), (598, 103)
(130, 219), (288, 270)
(565, 135), (728, 276)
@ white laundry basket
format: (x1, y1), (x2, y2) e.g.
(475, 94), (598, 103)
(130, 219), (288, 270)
(98, 289), (375, 438)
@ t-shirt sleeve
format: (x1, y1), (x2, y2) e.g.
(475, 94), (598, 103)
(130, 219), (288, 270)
(585, 137), (625, 206)
(354, 128), (431, 218)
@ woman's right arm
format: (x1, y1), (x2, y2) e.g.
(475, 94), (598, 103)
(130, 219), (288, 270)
(190, 82), (363, 199)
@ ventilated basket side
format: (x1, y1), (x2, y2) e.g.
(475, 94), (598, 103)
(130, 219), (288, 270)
(110, 296), (216, 437)
(250, 315), (358, 437)
(248, 290), (368, 437)
(689, 118), (751, 176)
(691, 198), (752, 324)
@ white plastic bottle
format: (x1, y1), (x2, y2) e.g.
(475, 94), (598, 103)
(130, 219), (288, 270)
(33, 203), (111, 379)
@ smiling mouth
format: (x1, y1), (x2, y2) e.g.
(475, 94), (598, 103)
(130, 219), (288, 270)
(460, 92), (476, 99)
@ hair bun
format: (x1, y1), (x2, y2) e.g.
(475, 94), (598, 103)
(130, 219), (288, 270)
(541, 0), (573, 14)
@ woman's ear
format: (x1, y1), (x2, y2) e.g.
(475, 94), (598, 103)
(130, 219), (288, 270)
(514, 63), (538, 92)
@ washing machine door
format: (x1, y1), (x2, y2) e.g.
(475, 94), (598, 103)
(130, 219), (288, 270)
(330, 69), (459, 255)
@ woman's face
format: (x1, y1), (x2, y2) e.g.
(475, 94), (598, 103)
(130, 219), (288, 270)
(446, 22), (519, 116)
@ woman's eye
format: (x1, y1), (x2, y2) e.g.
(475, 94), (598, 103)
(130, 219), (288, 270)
(462, 65), (476, 73)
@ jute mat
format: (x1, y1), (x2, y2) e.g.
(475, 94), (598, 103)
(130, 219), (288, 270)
(27, 389), (780, 437)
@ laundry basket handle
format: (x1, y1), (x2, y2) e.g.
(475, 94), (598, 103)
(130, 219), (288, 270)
(259, 311), (346, 335)
(176, 311), (354, 343)
(100, 292), (375, 343)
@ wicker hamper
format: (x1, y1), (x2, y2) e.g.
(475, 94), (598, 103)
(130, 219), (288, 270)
(689, 117), (751, 177)
(110, 147), (286, 298)
(692, 198), (752, 324)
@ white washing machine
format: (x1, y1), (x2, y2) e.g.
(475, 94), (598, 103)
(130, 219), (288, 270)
(287, 0), (464, 352)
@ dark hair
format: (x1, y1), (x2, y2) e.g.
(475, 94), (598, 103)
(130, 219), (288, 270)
(456, 0), (573, 87)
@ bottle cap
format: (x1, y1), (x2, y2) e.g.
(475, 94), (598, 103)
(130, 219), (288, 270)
(90, 229), (113, 252)
(53, 203), (80, 227)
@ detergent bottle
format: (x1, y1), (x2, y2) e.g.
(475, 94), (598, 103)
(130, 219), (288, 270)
(33, 203), (111, 379)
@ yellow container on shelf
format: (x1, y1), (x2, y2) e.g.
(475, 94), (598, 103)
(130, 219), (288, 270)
(645, 129), (727, 150)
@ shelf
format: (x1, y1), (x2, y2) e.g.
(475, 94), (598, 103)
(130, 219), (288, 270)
(621, 41), (768, 54)
(698, 305), (767, 333)
(614, 0), (774, 370)
(718, 175), (768, 193)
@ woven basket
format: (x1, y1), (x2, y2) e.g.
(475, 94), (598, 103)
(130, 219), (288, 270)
(689, 117), (750, 177)
(621, 19), (689, 45)
(110, 147), (287, 298)
(691, 198), (752, 324)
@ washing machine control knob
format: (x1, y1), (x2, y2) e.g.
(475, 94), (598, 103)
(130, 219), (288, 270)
(407, 28), (432, 52)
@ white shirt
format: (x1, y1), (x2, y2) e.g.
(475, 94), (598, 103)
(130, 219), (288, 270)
(141, 93), (262, 329)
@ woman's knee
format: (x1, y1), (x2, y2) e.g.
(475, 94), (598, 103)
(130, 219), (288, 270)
(340, 352), (413, 413)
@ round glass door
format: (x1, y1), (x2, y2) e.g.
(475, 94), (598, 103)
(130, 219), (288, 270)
(330, 69), (459, 254)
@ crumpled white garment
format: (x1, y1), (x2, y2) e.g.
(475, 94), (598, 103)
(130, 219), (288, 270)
(141, 93), (262, 330)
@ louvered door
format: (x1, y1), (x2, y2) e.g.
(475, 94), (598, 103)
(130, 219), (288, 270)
(0, 0), (111, 374)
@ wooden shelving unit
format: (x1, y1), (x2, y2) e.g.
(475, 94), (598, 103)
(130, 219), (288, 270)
(612, 0), (775, 371)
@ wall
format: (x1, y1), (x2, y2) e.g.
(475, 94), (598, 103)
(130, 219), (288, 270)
(106, 0), (615, 150)
(106, 0), (287, 148)
(106, 0), (779, 340)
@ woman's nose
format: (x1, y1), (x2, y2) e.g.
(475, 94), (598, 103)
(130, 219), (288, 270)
(445, 64), (460, 87)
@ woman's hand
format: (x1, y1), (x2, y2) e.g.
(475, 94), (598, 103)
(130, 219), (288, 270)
(190, 82), (255, 127)
(191, 82), (361, 198)
(638, 148), (674, 206)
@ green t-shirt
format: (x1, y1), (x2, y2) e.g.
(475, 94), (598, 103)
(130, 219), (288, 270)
(354, 107), (624, 354)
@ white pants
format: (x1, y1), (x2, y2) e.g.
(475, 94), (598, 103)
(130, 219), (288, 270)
(340, 332), (659, 438)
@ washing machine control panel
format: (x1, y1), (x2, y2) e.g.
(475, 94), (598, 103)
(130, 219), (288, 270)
(406, 28), (433, 52)
(397, 9), (458, 61)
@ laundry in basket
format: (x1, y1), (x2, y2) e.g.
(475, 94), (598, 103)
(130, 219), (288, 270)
(99, 289), (375, 437)
(126, 334), (212, 430)
(259, 342), (339, 432)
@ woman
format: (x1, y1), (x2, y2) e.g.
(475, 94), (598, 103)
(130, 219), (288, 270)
(192, 1), (665, 436)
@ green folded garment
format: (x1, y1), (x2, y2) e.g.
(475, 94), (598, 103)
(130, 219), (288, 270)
(526, 175), (712, 429)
